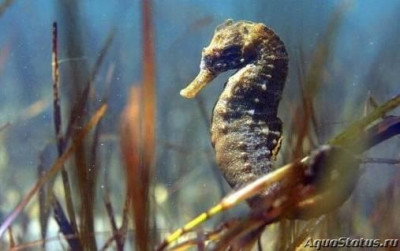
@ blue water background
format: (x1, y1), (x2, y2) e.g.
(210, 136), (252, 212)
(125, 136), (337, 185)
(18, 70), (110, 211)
(0, 0), (399, 245)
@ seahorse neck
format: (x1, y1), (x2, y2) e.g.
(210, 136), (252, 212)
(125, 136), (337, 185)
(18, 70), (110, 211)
(254, 37), (286, 73)
(219, 37), (288, 119)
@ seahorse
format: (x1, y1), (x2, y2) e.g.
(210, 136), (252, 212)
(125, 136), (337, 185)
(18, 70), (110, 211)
(181, 20), (288, 207)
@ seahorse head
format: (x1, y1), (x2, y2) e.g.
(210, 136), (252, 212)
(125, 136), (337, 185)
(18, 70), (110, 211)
(180, 20), (269, 98)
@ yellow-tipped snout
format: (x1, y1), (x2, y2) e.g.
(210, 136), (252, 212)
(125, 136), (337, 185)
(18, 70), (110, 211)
(180, 69), (216, 98)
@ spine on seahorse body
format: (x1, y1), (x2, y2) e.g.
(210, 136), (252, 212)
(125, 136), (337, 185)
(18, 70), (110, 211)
(180, 20), (288, 206)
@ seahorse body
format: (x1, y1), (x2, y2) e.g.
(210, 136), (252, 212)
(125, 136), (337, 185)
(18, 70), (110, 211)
(181, 20), (288, 206)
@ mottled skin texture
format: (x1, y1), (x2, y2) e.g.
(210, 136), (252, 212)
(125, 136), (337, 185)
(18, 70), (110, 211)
(181, 20), (288, 206)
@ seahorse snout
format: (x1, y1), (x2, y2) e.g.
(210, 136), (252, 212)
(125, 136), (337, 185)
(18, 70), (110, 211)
(180, 68), (216, 98)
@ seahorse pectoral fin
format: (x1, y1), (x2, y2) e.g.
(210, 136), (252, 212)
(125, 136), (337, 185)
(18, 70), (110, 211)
(180, 69), (216, 98)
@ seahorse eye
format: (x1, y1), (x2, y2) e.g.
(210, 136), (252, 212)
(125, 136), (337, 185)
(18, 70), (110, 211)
(203, 55), (215, 69)
(203, 45), (244, 73)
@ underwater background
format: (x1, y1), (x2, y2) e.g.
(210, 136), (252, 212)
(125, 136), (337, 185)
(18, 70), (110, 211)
(0, 0), (399, 250)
